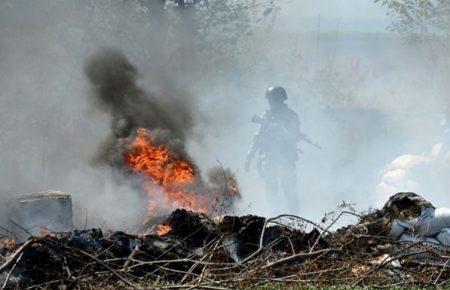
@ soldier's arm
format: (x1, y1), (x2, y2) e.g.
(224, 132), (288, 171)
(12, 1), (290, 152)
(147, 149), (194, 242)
(245, 133), (261, 171)
(245, 114), (266, 171)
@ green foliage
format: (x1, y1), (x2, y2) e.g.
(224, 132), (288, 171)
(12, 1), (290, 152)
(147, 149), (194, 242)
(375, 0), (450, 40)
(375, 0), (450, 103)
(179, 0), (278, 79)
(136, 0), (279, 84)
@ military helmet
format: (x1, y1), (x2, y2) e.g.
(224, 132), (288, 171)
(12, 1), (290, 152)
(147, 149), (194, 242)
(265, 86), (287, 101)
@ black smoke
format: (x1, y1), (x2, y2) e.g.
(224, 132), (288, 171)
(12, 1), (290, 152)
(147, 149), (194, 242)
(84, 48), (195, 166)
(84, 48), (240, 217)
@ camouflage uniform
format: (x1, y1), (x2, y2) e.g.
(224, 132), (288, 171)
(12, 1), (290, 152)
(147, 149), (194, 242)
(246, 87), (301, 214)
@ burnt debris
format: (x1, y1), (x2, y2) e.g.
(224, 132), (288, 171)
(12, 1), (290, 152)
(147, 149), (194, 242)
(2, 200), (450, 288)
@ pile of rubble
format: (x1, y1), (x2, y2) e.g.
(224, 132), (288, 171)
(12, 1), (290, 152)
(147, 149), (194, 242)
(1, 193), (450, 289)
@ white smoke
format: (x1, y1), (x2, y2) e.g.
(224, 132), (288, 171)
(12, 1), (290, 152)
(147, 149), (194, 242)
(376, 143), (450, 208)
(1, 0), (450, 232)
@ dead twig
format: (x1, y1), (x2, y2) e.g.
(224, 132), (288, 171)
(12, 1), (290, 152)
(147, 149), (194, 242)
(1, 252), (23, 289)
(0, 238), (35, 274)
(76, 249), (141, 289)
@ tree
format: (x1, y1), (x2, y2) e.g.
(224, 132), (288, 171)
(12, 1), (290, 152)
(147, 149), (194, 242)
(136, 0), (280, 84)
(375, 0), (450, 109)
(375, 0), (450, 40)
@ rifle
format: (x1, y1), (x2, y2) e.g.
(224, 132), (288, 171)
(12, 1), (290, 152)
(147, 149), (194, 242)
(251, 115), (266, 125)
(251, 114), (322, 150)
(299, 133), (322, 150)
(245, 115), (268, 172)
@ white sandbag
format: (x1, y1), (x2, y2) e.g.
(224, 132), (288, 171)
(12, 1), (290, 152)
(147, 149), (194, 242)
(389, 219), (411, 239)
(389, 206), (450, 239)
(436, 228), (450, 246)
(398, 232), (440, 245)
(414, 207), (450, 236)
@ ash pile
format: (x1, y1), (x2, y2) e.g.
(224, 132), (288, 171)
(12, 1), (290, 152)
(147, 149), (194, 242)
(2, 193), (450, 288)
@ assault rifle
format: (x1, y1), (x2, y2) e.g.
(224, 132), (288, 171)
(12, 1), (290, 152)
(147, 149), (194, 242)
(251, 115), (322, 150)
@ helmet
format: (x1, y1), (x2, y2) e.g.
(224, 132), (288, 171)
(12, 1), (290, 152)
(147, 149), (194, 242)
(265, 86), (287, 101)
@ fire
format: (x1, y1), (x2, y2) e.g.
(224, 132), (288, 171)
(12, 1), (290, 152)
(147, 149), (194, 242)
(125, 128), (211, 219)
(156, 224), (172, 236)
(37, 225), (59, 238)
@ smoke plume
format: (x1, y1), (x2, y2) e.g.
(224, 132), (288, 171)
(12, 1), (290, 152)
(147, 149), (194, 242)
(84, 48), (239, 222)
(84, 48), (195, 165)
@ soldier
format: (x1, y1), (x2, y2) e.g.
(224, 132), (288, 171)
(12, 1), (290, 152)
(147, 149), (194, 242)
(245, 86), (319, 214)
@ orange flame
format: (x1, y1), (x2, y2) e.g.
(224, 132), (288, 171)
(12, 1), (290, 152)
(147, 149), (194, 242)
(125, 128), (210, 219)
(37, 225), (58, 237)
(156, 224), (172, 236)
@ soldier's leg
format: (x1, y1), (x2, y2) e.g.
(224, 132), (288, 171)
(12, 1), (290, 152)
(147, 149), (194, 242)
(281, 163), (299, 214)
(264, 177), (279, 204)
(263, 163), (280, 216)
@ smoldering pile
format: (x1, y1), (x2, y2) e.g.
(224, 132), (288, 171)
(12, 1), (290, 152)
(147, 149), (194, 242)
(85, 49), (239, 220)
(3, 194), (450, 289)
(0, 209), (328, 289)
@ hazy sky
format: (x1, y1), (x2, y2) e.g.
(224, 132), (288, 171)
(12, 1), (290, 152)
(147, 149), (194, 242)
(279, 0), (390, 32)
